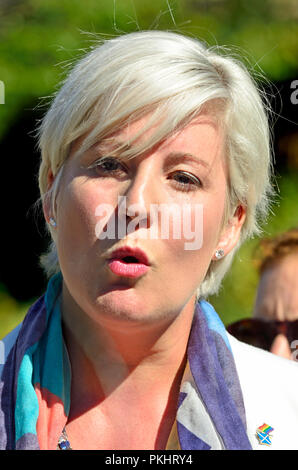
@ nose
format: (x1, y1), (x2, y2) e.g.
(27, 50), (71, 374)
(270, 334), (293, 360)
(121, 160), (160, 229)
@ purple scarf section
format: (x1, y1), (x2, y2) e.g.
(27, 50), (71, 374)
(181, 303), (251, 449)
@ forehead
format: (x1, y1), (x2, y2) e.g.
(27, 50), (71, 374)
(90, 113), (225, 162)
(255, 253), (298, 319)
(257, 254), (298, 300)
(68, 107), (227, 179)
(262, 254), (298, 279)
(108, 112), (220, 140)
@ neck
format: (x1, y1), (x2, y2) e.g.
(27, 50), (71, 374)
(61, 283), (196, 402)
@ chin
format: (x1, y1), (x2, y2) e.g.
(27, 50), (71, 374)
(93, 288), (156, 325)
(91, 289), (172, 327)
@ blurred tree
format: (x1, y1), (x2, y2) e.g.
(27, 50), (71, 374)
(0, 0), (297, 139)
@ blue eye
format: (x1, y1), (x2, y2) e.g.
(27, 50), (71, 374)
(89, 157), (127, 176)
(171, 171), (202, 191)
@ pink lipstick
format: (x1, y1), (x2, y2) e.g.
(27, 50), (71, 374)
(107, 246), (150, 278)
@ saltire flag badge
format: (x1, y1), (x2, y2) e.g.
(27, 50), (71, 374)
(256, 423), (274, 446)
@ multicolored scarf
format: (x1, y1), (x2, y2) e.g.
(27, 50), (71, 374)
(0, 272), (252, 450)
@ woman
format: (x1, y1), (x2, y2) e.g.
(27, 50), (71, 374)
(1, 30), (298, 450)
(227, 228), (298, 360)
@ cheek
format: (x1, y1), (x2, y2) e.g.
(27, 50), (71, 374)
(57, 180), (113, 249)
(163, 189), (226, 283)
(183, 191), (226, 253)
(202, 200), (226, 248)
(202, 175), (227, 241)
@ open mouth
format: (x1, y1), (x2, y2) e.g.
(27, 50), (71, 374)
(107, 247), (150, 278)
(121, 256), (140, 264)
(109, 247), (149, 266)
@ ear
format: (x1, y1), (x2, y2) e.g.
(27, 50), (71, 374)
(212, 205), (246, 260)
(42, 168), (55, 223)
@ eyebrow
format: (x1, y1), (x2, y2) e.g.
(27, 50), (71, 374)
(90, 141), (211, 170)
(164, 152), (211, 170)
(92, 138), (131, 152)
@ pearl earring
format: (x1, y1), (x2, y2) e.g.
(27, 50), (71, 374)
(215, 248), (224, 260)
(49, 217), (57, 228)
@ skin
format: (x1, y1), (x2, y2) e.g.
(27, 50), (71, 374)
(253, 253), (298, 360)
(43, 113), (246, 449)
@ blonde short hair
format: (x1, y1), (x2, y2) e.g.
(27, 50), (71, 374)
(37, 30), (274, 298)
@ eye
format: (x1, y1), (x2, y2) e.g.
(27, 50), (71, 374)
(170, 171), (202, 192)
(88, 157), (127, 177)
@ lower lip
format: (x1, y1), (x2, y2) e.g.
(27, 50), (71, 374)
(108, 259), (149, 278)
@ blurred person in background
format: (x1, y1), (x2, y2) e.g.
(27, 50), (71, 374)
(227, 228), (298, 360)
(1, 31), (298, 451)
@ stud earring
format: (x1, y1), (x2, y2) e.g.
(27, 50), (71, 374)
(214, 248), (224, 260)
(49, 217), (57, 228)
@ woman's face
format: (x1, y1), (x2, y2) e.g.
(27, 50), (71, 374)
(51, 113), (240, 328)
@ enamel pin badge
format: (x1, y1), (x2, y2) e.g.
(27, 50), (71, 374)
(256, 423), (274, 446)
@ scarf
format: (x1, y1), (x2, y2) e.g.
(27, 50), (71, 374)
(0, 272), (252, 450)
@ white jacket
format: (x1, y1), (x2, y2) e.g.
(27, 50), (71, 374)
(229, 333), (298, 450)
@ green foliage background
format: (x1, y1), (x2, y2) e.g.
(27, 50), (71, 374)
(0, 0), (297, 338)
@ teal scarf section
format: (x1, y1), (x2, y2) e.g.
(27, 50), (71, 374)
(14, 272), (71, 447)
